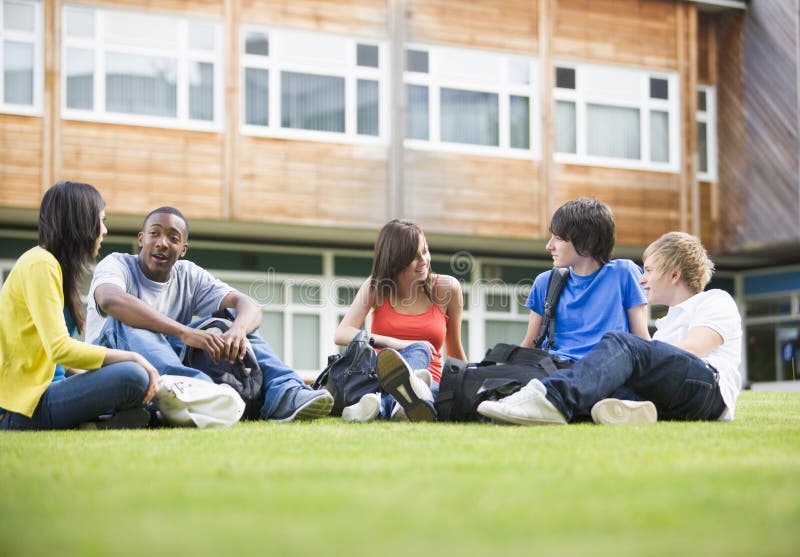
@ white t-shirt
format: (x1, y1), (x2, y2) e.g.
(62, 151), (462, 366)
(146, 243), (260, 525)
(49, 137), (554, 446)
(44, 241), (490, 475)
(86, 253), (234, 344)
(653, 289), (742, 421)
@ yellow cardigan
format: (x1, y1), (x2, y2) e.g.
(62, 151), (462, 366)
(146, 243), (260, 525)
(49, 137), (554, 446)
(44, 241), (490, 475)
(0, 247), (106, 417)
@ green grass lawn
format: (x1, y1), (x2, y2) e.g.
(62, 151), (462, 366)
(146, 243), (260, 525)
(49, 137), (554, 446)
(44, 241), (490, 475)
(1, 390), (798, 557)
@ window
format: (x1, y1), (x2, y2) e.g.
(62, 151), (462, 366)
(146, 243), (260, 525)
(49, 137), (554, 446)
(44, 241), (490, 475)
(242, 27), (386, 143)
(0, 0), (42, 114)
(554, 62), (679, 171)
(62, 5), (222, 130)
(404, 44), (537, 158)
(697, 86), (717, 181)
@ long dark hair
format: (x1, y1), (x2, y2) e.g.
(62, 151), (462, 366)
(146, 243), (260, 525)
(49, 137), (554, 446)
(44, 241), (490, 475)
(38, 181), (105, 333)
(369, 219), (432, 305)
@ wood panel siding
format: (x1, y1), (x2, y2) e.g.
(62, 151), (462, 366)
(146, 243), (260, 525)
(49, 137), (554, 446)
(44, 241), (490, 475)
(406, 0), (537, 54)
(553, 0), (680, 70)
(0, 116), (43, 208)
(60, 121), (224, 218)
(404, 150), (540, 239)
(717, 5), (800, 252)
(241, 0), (387, 37)
(237, 137), (387, 227)
(697, 12), (717, 85)
(553, 163), (681, 246)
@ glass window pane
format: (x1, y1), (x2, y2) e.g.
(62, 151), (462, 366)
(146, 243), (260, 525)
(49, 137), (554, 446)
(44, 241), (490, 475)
(650, 77), (669, 100)
(510, 95), (530, 149)
(249, 280), (283, 305)
(291, 283), (321, 305)
(3, 41), (33, 105)
(336, 286), (358, 306)
(586, 104), (640, 160)
(556, 67), (575, 89)
(406, 49), (428, 73)
(697, 90), (707, 112)
(4, 1), (34, 31)
(66, 47), (94, 110)
(650, 110), (669, 163)
(245, 32), (269, 56)
(486, 293), (512, 313)
(105, 53), (177, 117)
(555, 100), (576, 154)
(260, 311), (284, 360)
(459, 320), (469, 358)
(485, 320), (527, 349)
(405, 84), (428, 140)
(292, 314), (319, 370)
(65, 7), (94, 37)
(188, 21), (215, 51)
(357, 79), (379, 136)
(189, 61), (214, 121)
(440, 88), (498, 146)
(105, 11), (177, 51)
(245, 67), (268, 126)
(357, 44), (379, 68)
(698, 121), (708, 173)
(281, 71), (345, 133)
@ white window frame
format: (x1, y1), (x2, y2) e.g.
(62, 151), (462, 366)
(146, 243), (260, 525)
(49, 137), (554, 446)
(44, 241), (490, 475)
(0, 0), (43, 115)
(240, 25), (388, 146)
(61, 4), (224, 132)
(697, 85), (717, 181)
(554, 61), (680, 173)
(404, 43), (539, 160)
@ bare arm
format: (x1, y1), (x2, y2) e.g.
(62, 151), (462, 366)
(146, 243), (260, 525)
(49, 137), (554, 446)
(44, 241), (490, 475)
(94, 283), (225, 361)
(627, 304), (651, 341)
(672, 326), (724, 359)
(520, 311), (543, 348)
(440, 276), (466, 361)
(218, 291), (263, 362)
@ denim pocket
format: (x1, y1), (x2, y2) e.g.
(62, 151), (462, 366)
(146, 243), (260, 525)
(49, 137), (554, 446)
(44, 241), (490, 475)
(668, 378), (714, 420)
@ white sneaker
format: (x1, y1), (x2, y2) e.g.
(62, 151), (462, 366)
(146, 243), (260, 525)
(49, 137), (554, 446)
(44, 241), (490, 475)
(414, 368), (433, 388)
(591, 399), (657, 425)
(477, 379), (567, 425)
(342, 393), (381, 423)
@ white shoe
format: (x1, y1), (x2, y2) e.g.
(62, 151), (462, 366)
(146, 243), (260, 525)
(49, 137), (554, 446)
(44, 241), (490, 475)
(477, 379), (567, 425)
(342, 393), (381, 423)
(591, 398), (657, 425)
(414, 369), (432, 387)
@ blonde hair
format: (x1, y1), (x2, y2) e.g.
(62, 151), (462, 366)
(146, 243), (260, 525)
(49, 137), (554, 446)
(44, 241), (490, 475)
(642, 232), (714, 294)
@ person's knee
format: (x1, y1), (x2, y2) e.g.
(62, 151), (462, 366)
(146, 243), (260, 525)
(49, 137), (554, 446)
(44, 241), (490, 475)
(116, 361), (151, 397)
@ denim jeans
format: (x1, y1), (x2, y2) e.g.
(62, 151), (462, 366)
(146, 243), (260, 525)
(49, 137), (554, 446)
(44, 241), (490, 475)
(542, 331), (726, 422)
(94, 317), (306, 420)
(0, 362), (149, 431)
(379, 342), (437, 418)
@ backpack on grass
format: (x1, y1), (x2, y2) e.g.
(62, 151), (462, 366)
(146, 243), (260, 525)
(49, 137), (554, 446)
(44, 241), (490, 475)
(311, 331), (379, 417)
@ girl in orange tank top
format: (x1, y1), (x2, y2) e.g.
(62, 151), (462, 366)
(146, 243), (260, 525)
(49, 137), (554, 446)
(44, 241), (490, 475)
(334, 220), (467, 422)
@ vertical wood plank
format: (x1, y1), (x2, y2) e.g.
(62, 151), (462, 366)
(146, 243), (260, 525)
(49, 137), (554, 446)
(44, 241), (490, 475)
(223, 0), (239, 219)
(388, 0), (406, 219)
(42, 0), (63, 192)
(538, 0), (553, 236)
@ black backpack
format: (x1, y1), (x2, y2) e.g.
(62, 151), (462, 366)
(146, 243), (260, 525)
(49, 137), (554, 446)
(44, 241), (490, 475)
(311, 331), (380, 417)
(435, 268), (572, 422)
(183, 311), (265, 415)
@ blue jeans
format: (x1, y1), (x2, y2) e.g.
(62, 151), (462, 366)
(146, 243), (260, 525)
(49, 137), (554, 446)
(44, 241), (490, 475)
(379, 342), (437, 418)
(0, 362), (149, 431)
(542, 331), (726, 422)
(94, 317), (306, 420)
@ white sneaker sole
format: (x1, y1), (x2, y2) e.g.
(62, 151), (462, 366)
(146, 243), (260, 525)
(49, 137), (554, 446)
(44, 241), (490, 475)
(590, 399), (657, 425)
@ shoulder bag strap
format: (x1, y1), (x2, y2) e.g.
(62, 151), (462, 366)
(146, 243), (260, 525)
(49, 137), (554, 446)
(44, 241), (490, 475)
(534, 267), (569, 350)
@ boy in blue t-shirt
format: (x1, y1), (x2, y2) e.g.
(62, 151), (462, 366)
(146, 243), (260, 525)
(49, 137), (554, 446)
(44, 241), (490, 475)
(520, 198), (649, 361)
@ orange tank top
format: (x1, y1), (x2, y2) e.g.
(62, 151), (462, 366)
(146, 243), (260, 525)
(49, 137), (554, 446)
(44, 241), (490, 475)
(370, 280), (448, 382)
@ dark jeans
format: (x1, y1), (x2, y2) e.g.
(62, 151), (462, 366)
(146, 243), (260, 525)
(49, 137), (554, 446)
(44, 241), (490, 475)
(0, 362), (149, 431)
(543, 331), (726, 422)
(94, 316), (306, 420)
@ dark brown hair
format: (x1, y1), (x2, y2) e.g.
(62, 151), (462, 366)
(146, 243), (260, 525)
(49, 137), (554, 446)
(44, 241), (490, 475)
(38, 181), (105, 332)
(369, 219), (431, 305)
(549, 197), (616, 265)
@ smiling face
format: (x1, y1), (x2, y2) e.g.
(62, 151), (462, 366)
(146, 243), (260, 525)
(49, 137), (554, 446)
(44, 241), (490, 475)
(93, 209), (108, 258)
(640, 256), (677, 306)
(545, 234), (581, 269)
(397, 235), (431, 286)
(137, 212), (188, 282)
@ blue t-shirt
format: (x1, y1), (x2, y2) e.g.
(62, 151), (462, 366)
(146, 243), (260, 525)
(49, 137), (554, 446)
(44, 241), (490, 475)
(526, 259), (647, 361)
(52, 308), (78, 382)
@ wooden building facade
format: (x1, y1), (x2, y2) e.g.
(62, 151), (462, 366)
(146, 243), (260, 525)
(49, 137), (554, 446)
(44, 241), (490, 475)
(1, 0), (798, 385)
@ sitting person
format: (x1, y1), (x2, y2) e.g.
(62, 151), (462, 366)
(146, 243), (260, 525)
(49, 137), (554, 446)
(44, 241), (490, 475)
(521, 197), (650, 360)
(478, 232), (742, 425)
(0, 181), (158, 431)
(85, 206), (333, 422)
(333, 219), (467, 422)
